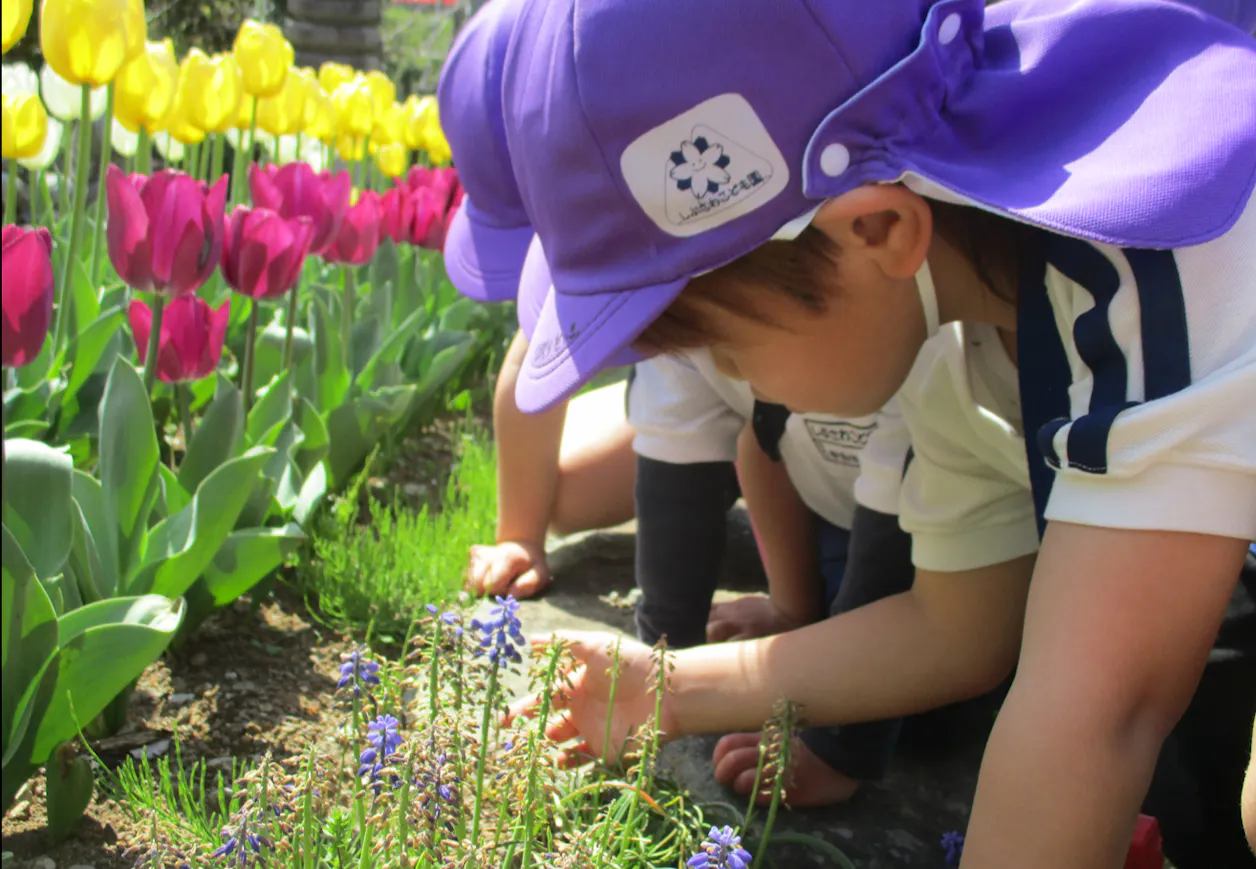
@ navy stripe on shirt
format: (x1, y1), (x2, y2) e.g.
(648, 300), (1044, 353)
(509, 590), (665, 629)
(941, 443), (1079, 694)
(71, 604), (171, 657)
(1018, 235), (1192, 535)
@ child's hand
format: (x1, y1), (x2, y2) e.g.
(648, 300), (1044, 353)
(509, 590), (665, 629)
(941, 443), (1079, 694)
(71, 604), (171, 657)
(707, 594), (807, 642)
(508, 631), (676, 766)
(467, 541), (552, 598)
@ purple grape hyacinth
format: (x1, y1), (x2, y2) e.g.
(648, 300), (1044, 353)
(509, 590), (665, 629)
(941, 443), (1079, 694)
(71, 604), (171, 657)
(337, 647), (381, 696)
(210, 812), (271, 866)
(941, 831), (965, 865)
(426, 603), (465, 640)
(470, 595), (525, 667)
(359, 714), (403, 785)
(687, 825), (752, 869)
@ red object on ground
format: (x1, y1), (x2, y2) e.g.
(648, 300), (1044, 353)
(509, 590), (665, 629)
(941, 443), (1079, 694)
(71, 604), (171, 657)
(1124, 815), (1164, 869)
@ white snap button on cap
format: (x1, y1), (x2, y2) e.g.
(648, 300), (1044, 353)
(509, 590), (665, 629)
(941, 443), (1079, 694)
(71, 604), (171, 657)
(938, 12), (962, 45)
(819, 143), (851, 178)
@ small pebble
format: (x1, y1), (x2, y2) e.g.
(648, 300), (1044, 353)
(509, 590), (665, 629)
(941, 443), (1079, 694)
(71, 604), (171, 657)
(207, 757), (233, 770)
(31, 857), (55, 869)
(167, 693), (195, 706)
(224, 670), (239, 681)
(235, 680), (255, 692)
(129, 739), (170, 760)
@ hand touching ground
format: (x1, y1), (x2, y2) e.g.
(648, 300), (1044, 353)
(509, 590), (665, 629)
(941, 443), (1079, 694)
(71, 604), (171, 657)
(707, 594), (807, 643)
(467, 540), (552, 598)
(508, 631), (678, 767)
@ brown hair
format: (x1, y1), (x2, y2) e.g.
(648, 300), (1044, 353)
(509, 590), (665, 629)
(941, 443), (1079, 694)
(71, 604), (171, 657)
(633, 199), (1037, 355)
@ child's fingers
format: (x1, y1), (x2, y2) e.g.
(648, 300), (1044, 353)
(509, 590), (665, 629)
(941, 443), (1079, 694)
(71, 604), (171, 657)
(555, 742), (597, 769)
(485, 556), (523, 597)
(508, 567), (551, 600)
(507, 694), (542, 724)
(544, 709), (583, 744)
(706, 618), (737, 643)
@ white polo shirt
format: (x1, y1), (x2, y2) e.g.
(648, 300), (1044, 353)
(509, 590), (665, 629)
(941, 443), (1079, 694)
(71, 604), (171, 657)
(874, 187), (1256, 572)
(629, 349), (904, 529)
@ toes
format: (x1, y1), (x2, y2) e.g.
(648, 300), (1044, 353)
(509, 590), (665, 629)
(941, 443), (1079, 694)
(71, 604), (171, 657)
(712, 732), (762, 765)
(713, 745), (763, 787)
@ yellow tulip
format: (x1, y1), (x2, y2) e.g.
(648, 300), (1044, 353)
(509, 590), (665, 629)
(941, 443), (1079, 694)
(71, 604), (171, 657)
(363, 70), (394, 118)
(2, 0), (33, 53)
(256, 66), (306, 137)
(114, 38), (178, 133)
(336, 131), (365, 163)
(233, 19), (291, 98)
(302, 77), (334, 143)
(41, 0), (146, 87)
(332, 75), (374, 139)
(1, 93), (48, 159)
(179, 50), (243, 134)
(152, 70), (205, 145)
(375, 142), (406, 179)
(420, 103), (451, 165)
(405, 94), (437, 151)
(318, 60), (353, 95)
(371, 100), (405, 148)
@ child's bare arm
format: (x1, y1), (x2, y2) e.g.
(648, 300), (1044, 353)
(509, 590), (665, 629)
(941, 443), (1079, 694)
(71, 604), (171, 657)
(961, 524), (1246, 869)
(711, 424), (820, 634)
(468, 329), (566, 597)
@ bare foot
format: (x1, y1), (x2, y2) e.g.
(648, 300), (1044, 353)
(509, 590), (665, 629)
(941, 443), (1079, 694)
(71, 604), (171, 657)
(711, 732), (861, 807)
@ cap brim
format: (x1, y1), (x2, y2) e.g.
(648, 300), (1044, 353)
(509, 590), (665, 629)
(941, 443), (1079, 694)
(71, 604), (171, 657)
(515, 238), (681, 414)
(443, 201), (535, 303)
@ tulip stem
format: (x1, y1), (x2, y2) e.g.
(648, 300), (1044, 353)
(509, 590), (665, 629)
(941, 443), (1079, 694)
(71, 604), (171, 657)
(177, 384), (195, 455)
(4, 159), (16, 225)
(187, 142), (201, 181)
(30, 169), (41, 227)
(89, 84), (116, 287)
(242, 301), (259, 412)
(137, 126), (151, 176)
(210, 135), (225, 186)
(52, 85), (97, 356)
(199, 139), (212, 182)
(341, 266), (356, 370)
(142, 295), (166, 395)
(283, 286), (299, 373)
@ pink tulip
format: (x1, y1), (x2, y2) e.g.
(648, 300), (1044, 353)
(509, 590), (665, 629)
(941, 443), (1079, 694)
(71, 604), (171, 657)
(221, 206), (316, 300)
(321, 190), (381, 266)
(1, 225), (54, 369)
(249, 162), (352, 255)
(106, 165), (229, 297)
(378, 186), (407, 245)
(129, 295), (230, 383)
(398, 166), (463, 250)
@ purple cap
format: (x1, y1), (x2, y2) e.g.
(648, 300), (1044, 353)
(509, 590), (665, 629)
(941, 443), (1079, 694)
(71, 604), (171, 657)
(502, 0), (1256, 413)
(438, 0), (534, 303)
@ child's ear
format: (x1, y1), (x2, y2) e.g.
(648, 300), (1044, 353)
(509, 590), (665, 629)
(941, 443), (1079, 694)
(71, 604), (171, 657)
(811, 185), (932, 279)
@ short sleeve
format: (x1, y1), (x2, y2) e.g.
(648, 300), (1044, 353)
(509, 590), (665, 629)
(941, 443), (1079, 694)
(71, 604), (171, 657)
(853, 399), (911, 517)
(628, 354), (746, 464)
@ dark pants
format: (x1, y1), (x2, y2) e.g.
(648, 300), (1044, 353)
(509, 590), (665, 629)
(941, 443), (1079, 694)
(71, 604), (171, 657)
(633, 455), (914, 780)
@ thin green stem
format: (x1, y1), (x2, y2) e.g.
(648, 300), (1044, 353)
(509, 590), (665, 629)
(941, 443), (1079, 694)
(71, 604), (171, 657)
(58, 134), (71, 218)
(177, 383), (195, 459)
(142, 295), (167, 394)
(750, 705), (796, 869)
(198, 136), (211, 181)
(517, 643), (566, 869)
(209, 134), (225, 187)
(341, 266), (356, 368)
(186, 142), (201, 181)
(53, 85), (96, 355)
(30, 169), (40, 227)
(241, 300), (259, 411)
(245, 97), (258, 173)
(136, 126), (151, 176)
(37, 170), (53, 231)
(89, 83), (116, 286)
(4, 158), (16, 225)
(283, 285), (299, 372)
(469, 664), (499, 843)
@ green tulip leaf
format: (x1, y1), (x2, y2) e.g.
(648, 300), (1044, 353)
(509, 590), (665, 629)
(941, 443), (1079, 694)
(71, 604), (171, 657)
(63, 307), (126, 410)
(3, 419), (51, 440)
(131, 448), (274, 600)
(310, 292), (349, 413)
(246, 372), (293, 446)
(71, 472), (119, 600)
(294, 399), (328, 477)
(99, 358), (161, 586)
(178, 375), (245, 494)
(415, 336), (474, 404)
(155, 464), (192, 519)
(2, 439), (75, 582)
(355, 308), (424, 394)
(67, 259), (100, 337)
(46, 749), (93, 843)
(326, 386), (416, 488)
(201, 523), (305, 607)
(293, 462), (327, 528)
(65, 500), (106, 607)
(1, 527), (60, 768)
(438, 297), (476, 333)
(30, 594), (184, 764)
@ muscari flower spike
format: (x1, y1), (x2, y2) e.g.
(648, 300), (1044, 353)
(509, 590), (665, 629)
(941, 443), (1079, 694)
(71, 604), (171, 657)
(426, 603), (465, 640)
(210, 812), (271, 866)
(414, 745), (460, 832)
(687, 825), (752, 869)
(941, 831), (965, 865)
(470, 595), (525, 667)
(337, 646), (381, 696)
(359, 713), (403, 787)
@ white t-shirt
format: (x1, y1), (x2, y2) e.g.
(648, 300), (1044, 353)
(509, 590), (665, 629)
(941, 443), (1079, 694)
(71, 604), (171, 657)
(629, 349), (904, 529)
(871, 188), (1256, 572)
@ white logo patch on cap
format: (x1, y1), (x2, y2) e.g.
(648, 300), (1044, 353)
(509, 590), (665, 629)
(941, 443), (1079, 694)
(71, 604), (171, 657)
(620, 93), (788, 238)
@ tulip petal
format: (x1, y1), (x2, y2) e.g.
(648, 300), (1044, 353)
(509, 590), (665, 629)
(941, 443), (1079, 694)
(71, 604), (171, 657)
(106, 164), (154, 291)
(248, 162), (283, 212)
(148, 173), (206, 295)
(1, 226), (54, 368)
(128, 298), (153, 365)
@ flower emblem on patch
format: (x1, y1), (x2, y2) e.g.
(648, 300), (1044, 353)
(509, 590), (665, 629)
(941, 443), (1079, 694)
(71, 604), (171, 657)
(669, 137), (732, 200)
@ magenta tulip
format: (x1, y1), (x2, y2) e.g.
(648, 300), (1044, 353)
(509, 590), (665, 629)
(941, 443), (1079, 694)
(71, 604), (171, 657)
(106, 165), (229, 297)
(378, 186), (407, 245)
(398, 166), (463, 250)
(221, 206), (316, 300)
(1, 225), (54, 369)
(129, 295), (229, 383)
(249, 162), (352, 255)
(321, 190), (381, 266)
